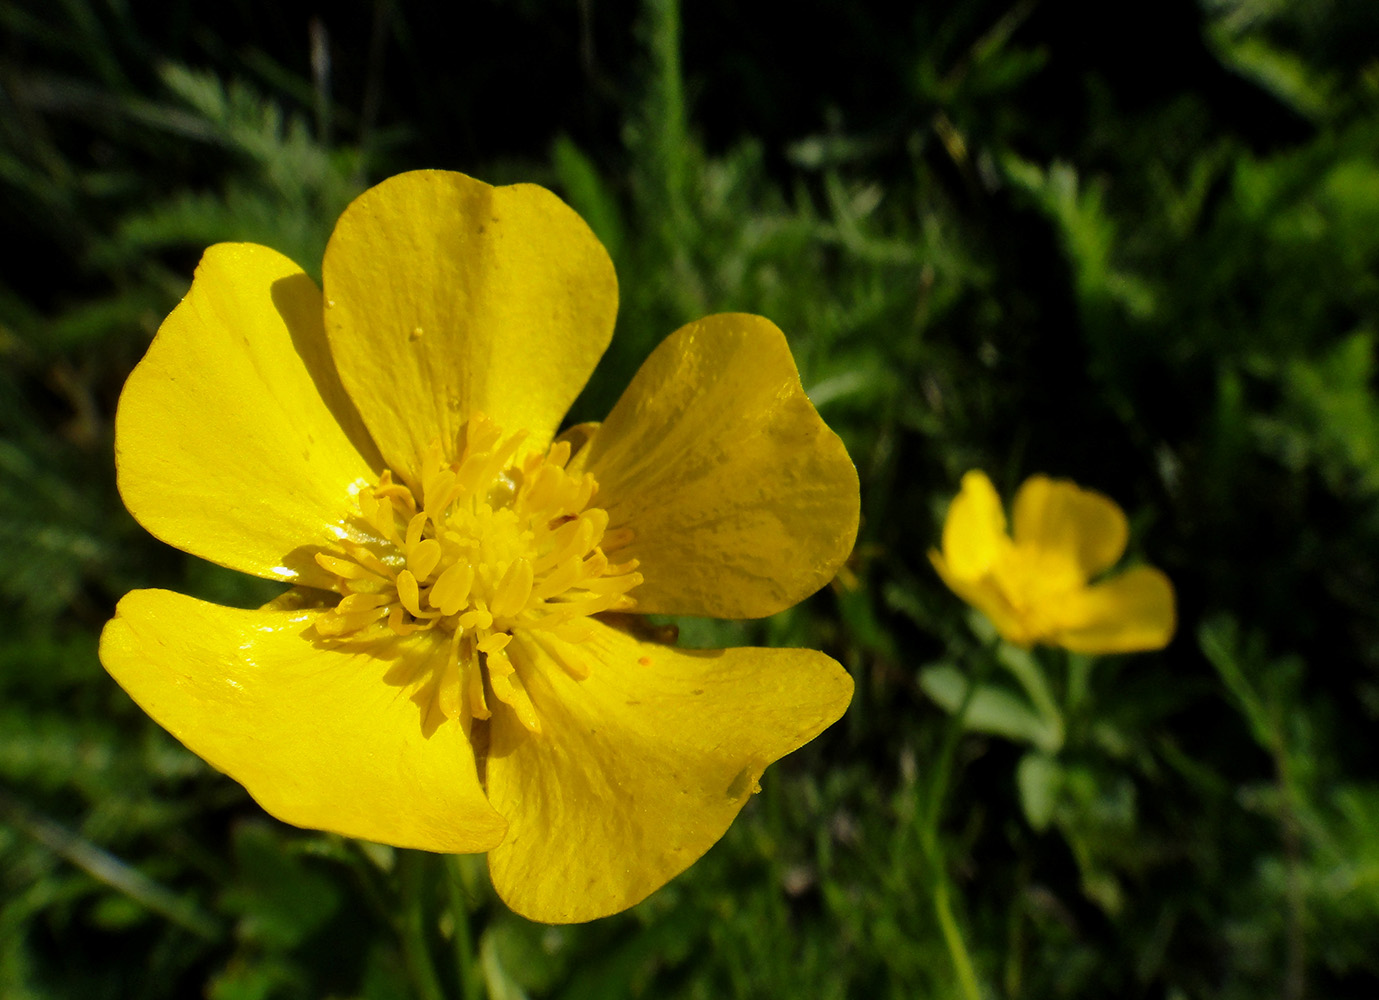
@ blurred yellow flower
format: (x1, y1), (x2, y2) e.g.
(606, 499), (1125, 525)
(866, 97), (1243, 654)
(930, 471), (1175, 653)
(99, 170), (858, 923)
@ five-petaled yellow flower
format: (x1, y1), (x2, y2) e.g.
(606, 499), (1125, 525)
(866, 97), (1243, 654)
(99, 170), (859, 923)
(930, 471), (1175, 652)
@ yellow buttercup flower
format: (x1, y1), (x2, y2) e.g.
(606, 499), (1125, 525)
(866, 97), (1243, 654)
(930, 471), (1175, 653)
(99, 170), (858, 923)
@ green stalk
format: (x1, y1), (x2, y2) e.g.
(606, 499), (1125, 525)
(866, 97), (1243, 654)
(445, 856), (485, 1000)
(921, 639), (996, 848)
(640, 0), (690, 239)
(918, 640), (997, 1000)
(934, 870), (982, 1000)
(399, 851), (448, 1000)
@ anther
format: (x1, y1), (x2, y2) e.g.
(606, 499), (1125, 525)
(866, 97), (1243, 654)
(310, 413), (641, 735)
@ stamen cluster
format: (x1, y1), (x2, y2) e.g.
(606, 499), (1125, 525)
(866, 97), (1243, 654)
(313, 415), (641, 731)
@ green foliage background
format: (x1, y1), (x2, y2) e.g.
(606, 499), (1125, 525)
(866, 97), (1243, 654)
(4, 0), (1379, 996)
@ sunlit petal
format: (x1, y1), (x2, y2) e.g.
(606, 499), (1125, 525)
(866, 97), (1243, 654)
(116, 243), (380, 589)
(100, 589), (506, 853)
(941, 470), (1009, 581)
(572, 313), (859, 619)
(1011, 475), (1128, 580)
(1049, 566), (1176, 653)
(322, 170), (618, 482)
(929, 550), (1035, 646)
(484, 620), (853, 923)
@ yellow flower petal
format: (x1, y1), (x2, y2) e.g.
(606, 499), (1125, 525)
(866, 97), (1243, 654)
(116, 243), (381, 589)
(99, 589), (507, 853)
(484, 620), (854, 923)
(571, 313), (859, 619)
(928, 549), (1036, 646)
(940, 470), (1009, 581)
(1011, 475), (1128, 581)
(1049, 566), (1177, 653)
(322, 170), (618, 481)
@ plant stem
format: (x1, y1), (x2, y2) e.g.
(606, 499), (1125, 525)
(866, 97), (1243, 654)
(921, 640), (995, 850)
(399, 851), (448, 1000)
(640, 0), (690, 240)
(1271, 711), (1307, 1000)
(1064, 651), (1092, 716)
(445, 857), (485, 1000)
(918, 640), (997, 1000)
(934, 869), (983, 1000)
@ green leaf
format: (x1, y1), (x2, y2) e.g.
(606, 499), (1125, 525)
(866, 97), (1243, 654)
(480, 927), (531, 1000)
(919, 664), (1062, 752)
(207, 956), (299, 1000)
(481, 918), (570, 995)
(1017, 753), (1063, 832)
(220, 823), (341, 951)
(997, 643), (1065, 749)
(1205, 13), (1335, 122)
(551, 136), (626, 264)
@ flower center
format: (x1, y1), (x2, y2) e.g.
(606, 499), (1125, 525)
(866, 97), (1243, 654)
(311, 414), (641, 734)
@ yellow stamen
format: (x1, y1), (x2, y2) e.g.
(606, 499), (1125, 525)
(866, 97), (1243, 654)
(408, 538), (442, 581)
(486, 647), (541, 734)
(310, 413), (641, 737)
(430, 562), (474, 616)
(477, 633), (512, 654)
(490, 558), (534, 619)
(315, 553), (381, 581)
(436, 631), (464, 720)
(337, 592), (392, 614)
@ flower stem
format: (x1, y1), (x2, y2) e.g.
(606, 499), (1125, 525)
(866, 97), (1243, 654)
(399, 851), (448, 1000)
(934, 869), (982, 1000)
(921, 680), (975, 849)
(918, 640), (997, 1000)
(921, 639), (994, 849)
(445, 856), (485, 1000)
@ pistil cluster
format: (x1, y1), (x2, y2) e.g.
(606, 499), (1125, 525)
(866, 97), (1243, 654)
(313, 415), (641, 732)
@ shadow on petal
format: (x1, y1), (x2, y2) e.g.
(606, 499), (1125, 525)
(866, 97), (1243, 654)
(271, 274), (384, 473)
